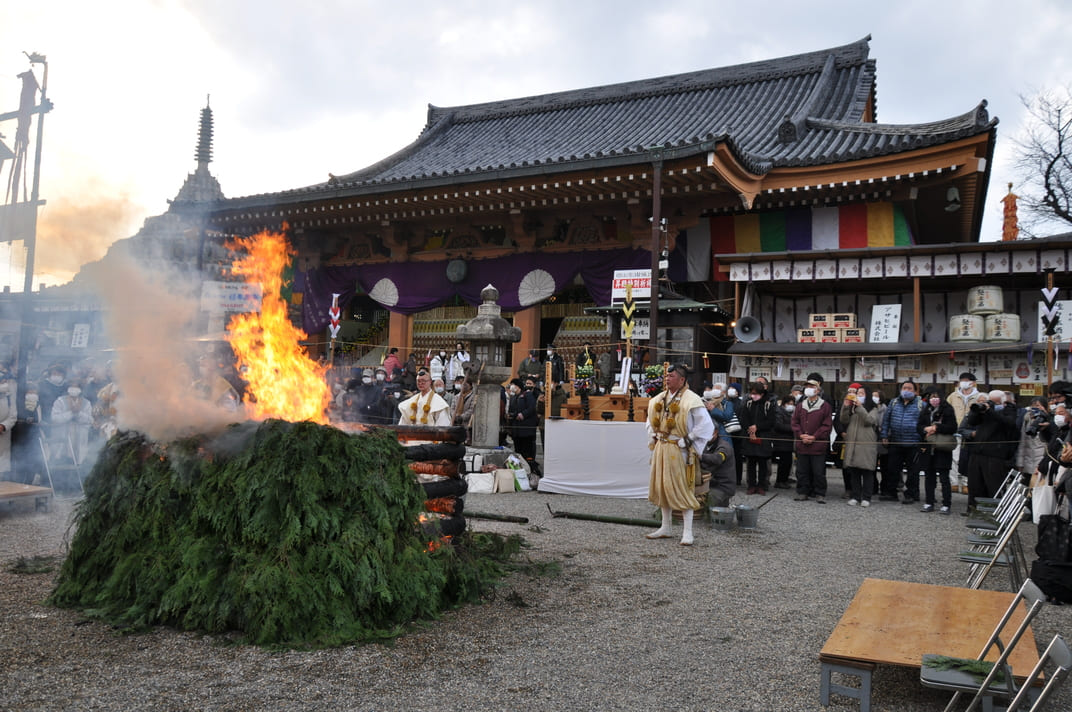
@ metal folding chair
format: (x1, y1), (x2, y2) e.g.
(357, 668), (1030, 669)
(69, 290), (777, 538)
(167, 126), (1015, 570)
(921, 578), (1047, 712)
(961, 501), (1028, 590)
(1002, 634), (1072, 712)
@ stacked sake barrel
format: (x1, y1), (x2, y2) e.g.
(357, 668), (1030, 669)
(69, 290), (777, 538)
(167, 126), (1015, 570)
(949, 286), (1020, 343)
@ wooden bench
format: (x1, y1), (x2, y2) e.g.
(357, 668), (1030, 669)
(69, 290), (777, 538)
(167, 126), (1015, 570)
(0, 481), (53, 512)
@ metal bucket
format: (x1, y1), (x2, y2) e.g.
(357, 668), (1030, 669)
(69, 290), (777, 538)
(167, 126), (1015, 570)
(949, 314), (984, 342)
(709, 506), (736, 531)
(735, 504), (759, 529)
(984, 313), (1021, 343)
(967, 285), (1003, 315)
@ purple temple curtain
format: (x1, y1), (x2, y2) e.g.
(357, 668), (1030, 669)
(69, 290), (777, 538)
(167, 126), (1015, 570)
(300, 248), (651, 333)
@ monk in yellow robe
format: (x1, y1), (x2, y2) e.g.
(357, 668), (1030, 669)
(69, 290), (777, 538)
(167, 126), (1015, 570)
(645, 363), (715, 545)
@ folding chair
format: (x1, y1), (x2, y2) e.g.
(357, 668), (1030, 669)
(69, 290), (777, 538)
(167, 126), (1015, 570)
(962, 502), (1029, 590)
(921, 578), (1047, 712)
(975, 469), (1023, 513)
(1004, 634), (1072, 712)
(968, 481), (1028, 532)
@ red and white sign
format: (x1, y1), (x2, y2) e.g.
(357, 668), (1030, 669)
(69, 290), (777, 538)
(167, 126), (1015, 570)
(611, 269), (651, 302)
(328, 293), (341, 338)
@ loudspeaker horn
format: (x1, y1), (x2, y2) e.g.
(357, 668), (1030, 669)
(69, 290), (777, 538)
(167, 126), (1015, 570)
(734, 316), (761, 343)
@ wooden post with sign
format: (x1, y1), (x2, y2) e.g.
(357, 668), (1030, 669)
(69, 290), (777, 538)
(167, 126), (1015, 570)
(1041, 270), (1060, 388)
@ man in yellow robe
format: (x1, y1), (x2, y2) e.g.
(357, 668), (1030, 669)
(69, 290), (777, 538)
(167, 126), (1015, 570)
(646, 363), (715, 545)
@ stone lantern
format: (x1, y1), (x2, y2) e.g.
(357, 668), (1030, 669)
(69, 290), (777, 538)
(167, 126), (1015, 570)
(455, 284), (521, 449)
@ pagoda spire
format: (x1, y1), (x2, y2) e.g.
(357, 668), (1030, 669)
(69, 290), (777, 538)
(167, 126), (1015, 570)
(195, 95), (213, 170)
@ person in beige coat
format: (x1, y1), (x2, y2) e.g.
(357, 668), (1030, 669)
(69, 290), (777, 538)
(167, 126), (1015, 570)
(947, 371), (982, 492)
(839, 384), (880, 506)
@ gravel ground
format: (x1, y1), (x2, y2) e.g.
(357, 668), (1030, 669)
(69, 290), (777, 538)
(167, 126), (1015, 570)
(1, 474), (1070, 712)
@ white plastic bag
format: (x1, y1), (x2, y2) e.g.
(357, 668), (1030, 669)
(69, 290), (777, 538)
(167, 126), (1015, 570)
(1033, 472), (1058, 525)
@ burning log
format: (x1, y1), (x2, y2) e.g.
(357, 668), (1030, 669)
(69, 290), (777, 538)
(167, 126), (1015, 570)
(409, 459), (460, 477)
(371, 424), (468, 444)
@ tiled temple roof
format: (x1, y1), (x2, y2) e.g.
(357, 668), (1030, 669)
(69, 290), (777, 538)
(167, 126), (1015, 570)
(225, 36), (996, 202)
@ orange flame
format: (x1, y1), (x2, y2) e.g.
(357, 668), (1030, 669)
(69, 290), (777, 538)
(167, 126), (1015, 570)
(227, 229), (329, 423)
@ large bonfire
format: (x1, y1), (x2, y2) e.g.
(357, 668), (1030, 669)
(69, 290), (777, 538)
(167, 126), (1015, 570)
(226, 230), (330, 424)
(49, 230), (508, 647)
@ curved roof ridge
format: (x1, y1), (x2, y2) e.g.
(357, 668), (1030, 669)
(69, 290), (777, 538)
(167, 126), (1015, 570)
(327, 111), (456, 186)
(778, 53), (838, 143)
(805, 100), (996, 136)
(429, 36), (873, 126)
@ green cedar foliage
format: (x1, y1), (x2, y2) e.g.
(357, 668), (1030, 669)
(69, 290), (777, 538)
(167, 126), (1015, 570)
(49, 420), (517, 648)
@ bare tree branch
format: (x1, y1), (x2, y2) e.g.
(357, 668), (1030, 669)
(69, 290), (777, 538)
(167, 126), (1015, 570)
(1013, 86), (1072, 234)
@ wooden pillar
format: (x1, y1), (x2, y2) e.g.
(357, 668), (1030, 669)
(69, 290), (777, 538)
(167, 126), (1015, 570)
(388, 311), (413, 356)
(912, 277), (921, 343)
(511, 305), (541, 372)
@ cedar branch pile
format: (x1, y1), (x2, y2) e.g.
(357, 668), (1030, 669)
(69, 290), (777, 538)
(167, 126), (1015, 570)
(48, 420), (516, 648)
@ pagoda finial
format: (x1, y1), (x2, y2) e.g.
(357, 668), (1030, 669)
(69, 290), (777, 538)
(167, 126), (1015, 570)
(195, 100), (213, 167)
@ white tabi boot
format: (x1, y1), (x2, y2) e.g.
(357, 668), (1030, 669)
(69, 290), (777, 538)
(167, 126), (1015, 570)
(680, 508), (694, 546)
(646, 507), (673, 539)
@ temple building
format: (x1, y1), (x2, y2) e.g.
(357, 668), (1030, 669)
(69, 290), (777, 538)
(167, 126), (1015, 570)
(207, 36), (1007, 386)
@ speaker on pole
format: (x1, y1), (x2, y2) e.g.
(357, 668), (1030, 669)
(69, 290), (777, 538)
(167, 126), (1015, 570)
(734, 316), (761, 343)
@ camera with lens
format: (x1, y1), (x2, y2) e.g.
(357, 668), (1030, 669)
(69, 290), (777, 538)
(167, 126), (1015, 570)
(970, 400), (989, 413)
(1025, 408), (1048, 437)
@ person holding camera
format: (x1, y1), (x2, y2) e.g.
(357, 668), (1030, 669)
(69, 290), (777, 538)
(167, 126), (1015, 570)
(962, 389), (1019, 512)
(916, 386), (958, 513)
(1016, 396), (1050, 477)
(839, 384), (879, 507)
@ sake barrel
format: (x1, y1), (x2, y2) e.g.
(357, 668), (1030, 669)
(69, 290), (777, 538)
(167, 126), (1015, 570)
(967, 285), (1003, 315)
(949, 314), (984, 342)
(984, 313), (1021, 343)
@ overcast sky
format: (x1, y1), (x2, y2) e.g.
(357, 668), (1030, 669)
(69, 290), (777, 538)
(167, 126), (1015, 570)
(3, 0), (1071, 287)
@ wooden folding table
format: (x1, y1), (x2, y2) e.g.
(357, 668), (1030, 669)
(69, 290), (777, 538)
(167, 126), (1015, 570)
(819, 578), (1041, 711)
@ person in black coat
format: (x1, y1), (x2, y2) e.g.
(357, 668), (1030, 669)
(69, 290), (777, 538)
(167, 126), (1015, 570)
(963, 389), (1020, 510)
(916, 386), (959, 513)
(507, 377), (539, 464)
(738, 381), (776, 494)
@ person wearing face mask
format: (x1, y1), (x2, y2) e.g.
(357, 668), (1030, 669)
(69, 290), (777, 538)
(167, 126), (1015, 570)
(51, 378), (94, 469)
(879, 380), (923, 504)
(791, 378), (833, 503)
(702, 382), (735, 439)
(1039, 404), (1072, 483)
(962, 389), (1019, 512)
(428, 348), (449, 383)
(772, 395), (796, 488)
(725, 383), (745, 485)
(840, 384), (879, 507)
(947, 372), (982, 494)
(447, 343), (470, 383)
(506, 377), (539, 466)
(871, 391), (889, 497)
(36, 364), (67, 425)
(517, 349), (544, 384)
(544, 344), (565, 385)
(1016, 396), (1050, 479)
(915, 386), (958, 513)
(739, 382), (776, 495)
